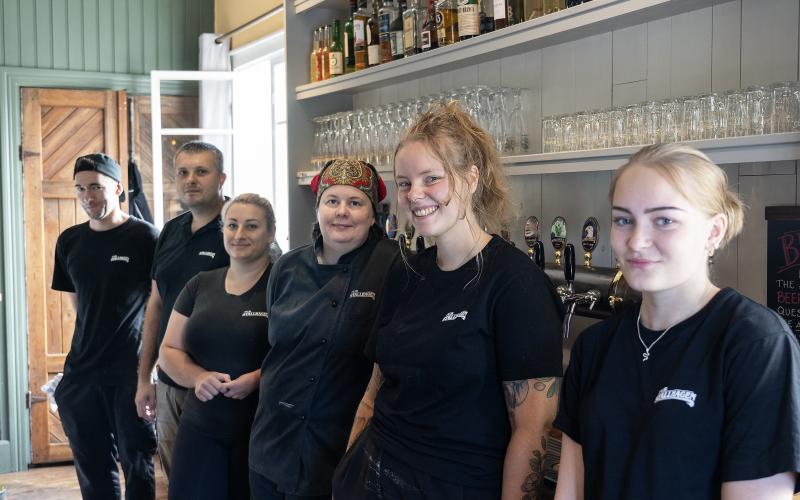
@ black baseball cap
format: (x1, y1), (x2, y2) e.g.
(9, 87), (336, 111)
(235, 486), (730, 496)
(73, 153), (126, 202)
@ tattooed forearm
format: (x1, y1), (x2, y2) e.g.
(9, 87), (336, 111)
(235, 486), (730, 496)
(503, 380), (530, 409)
(532, 377), (561, 399)
(521, 436), (547, 500)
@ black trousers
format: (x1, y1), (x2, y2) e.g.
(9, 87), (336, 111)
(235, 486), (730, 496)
(168, 422), (250, 500)
(332, 429), (497, 500)
(54, 378), (157, 500)
(249, 469), (330, 500)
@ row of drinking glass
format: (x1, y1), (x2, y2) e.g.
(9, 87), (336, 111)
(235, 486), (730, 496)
(311, 85), (530, 169)
(542, 81), (800, 153)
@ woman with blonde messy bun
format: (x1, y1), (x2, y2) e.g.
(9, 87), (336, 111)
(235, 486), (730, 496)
(334, 102), (564, 498)
(554, 143), (800, 500)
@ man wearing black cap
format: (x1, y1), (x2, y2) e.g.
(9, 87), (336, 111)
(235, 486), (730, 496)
(52, 153), (159, 500)
(134, 140), (230, 478)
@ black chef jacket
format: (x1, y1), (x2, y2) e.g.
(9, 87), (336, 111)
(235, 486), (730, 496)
(249, 231), (399, 496)
(152, 208), (229, 387)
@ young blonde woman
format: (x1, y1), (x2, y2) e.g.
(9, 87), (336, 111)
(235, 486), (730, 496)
(333, 102), (564, 498)
(554, 143), (800, 500)
(159, 193), (276, 500)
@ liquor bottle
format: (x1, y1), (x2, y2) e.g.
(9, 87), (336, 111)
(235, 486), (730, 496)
(506, 0), (523, 24)
(419, 0), (439, 52)
(435, 0), (459, 45)
(403, 0), (421, 56)
(493, 0), (507, 29)
(309, 28), (321, 83)
(345, 0), (356, 73)
(528, 0), (544, 19)
(354, 0), (369, 70)
(315, 27), (326, 80)
(367, 0), (382, 66)
(479, 0), (493, 34)
(321, 25), (331, 79)
(329, 20), (345, 77)
(391, 0), (405, 59)
(457, 0), (479, 40)
(543, 0), (565, 14)
(379, 0), (397, 63)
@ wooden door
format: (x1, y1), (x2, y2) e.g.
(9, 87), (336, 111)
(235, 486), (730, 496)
(21, 88), (129, 464)
(129, 95), (199, 222)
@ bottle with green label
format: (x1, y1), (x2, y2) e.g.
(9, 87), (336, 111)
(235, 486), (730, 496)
(329, 20), (344, 76)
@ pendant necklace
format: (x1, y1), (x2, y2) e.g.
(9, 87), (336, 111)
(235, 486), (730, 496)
(636, 311), (674, 362)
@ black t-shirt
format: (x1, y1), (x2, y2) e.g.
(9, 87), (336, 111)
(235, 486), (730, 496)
(249, 233), (399, 496)
(52, 217), (159, 384)
(554, 288), (800, 499)
(367, 235), (564, 489)
(172, 265), (271, 442)
(152, 209), (229, 387)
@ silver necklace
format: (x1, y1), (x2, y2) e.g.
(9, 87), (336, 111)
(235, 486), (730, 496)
(636, 311), (674, 362)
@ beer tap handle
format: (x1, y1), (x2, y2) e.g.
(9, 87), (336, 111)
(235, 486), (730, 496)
(533, 240), (545, 270)
(398, 233), (407, 250)
(415, 235), (425, 253)
(564, 243), (576, 284)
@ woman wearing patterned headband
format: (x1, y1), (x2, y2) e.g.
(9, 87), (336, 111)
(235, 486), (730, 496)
(554, 143), (800, 500)
(333, 102), (564, 498)
(248, 159), (399, 499)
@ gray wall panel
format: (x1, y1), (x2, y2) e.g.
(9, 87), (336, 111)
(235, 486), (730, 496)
(613, 80), (646, 107)
(669, 7), (712, 98)
(645, 17), (671, 100)
(575, 33), (612, 112)
(737, 174), (796, 303)
(542, 42), (574, 116)
(711, 0), (741, 92)
(741, 0), (799, 86)
(613, 24), (646, 85)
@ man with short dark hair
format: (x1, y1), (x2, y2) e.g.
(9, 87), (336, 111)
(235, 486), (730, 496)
(53, 153), (159, 500)
(135, 140), (229, 477)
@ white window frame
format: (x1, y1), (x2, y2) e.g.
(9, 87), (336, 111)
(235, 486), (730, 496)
(149, 70), (236, 228)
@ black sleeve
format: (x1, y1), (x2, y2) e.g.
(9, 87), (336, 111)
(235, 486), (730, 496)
(144, 223), (160, 277)
(364, 258), (407, 362)
(150, 222), (168, 280)
(493, 270), (563, 381)
(51, 233), (75, 292)
(553, 329), (587, 444)
(173, 274), (201, 317)
(721, 312), (800, 484)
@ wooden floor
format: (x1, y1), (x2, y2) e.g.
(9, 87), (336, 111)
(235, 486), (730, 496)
(0, 457), (167, 499)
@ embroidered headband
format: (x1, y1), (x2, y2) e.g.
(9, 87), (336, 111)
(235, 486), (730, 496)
(310, 159), (387, 208)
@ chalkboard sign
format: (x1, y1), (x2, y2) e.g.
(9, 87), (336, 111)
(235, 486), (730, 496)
(766, 206), (800, 342)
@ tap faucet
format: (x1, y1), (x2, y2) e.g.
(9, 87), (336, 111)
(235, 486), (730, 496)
(533, 240), (545, 271)
(557, 244), (602, 340)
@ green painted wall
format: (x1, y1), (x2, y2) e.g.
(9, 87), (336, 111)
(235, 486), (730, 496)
(0, 0), (213, 472)
(0, 0), (214, 73)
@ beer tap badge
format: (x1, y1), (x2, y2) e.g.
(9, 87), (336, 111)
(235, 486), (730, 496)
(385, 213), (398, 240)
(582, 217), (599, 253)
(550, 216), (567, 251)
(524, 216), (540, 248)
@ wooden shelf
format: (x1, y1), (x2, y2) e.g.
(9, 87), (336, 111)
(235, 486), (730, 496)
(295, 0), (332, 14)
(296, 133), (800, 183)
(295, 0), (713, 100)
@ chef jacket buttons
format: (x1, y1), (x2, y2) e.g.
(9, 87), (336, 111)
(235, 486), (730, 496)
(321, 338), (328, 344)
(299, 415), (306, 421)
(342, 267), (349, 273)
(331, 299), (338, 307)
(309, 376), (316, 382)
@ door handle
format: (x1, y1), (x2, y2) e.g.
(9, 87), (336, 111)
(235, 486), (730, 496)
(26, 391), (48, 409)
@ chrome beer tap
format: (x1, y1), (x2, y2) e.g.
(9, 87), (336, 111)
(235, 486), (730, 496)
(557, 242), (601, 340)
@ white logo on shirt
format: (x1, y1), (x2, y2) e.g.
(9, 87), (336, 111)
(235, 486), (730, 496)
(442, 310), (468, 322)
(349, 289), (376, 300)
(110, 255), (130, 263)
(199, 251), (216, 259)
(241, 310), (268, 318)
(654, 387), (697, 408)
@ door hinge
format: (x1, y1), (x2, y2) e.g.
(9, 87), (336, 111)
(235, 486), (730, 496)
(25, 391), (47, 409)
(19, 144), (22, 162)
